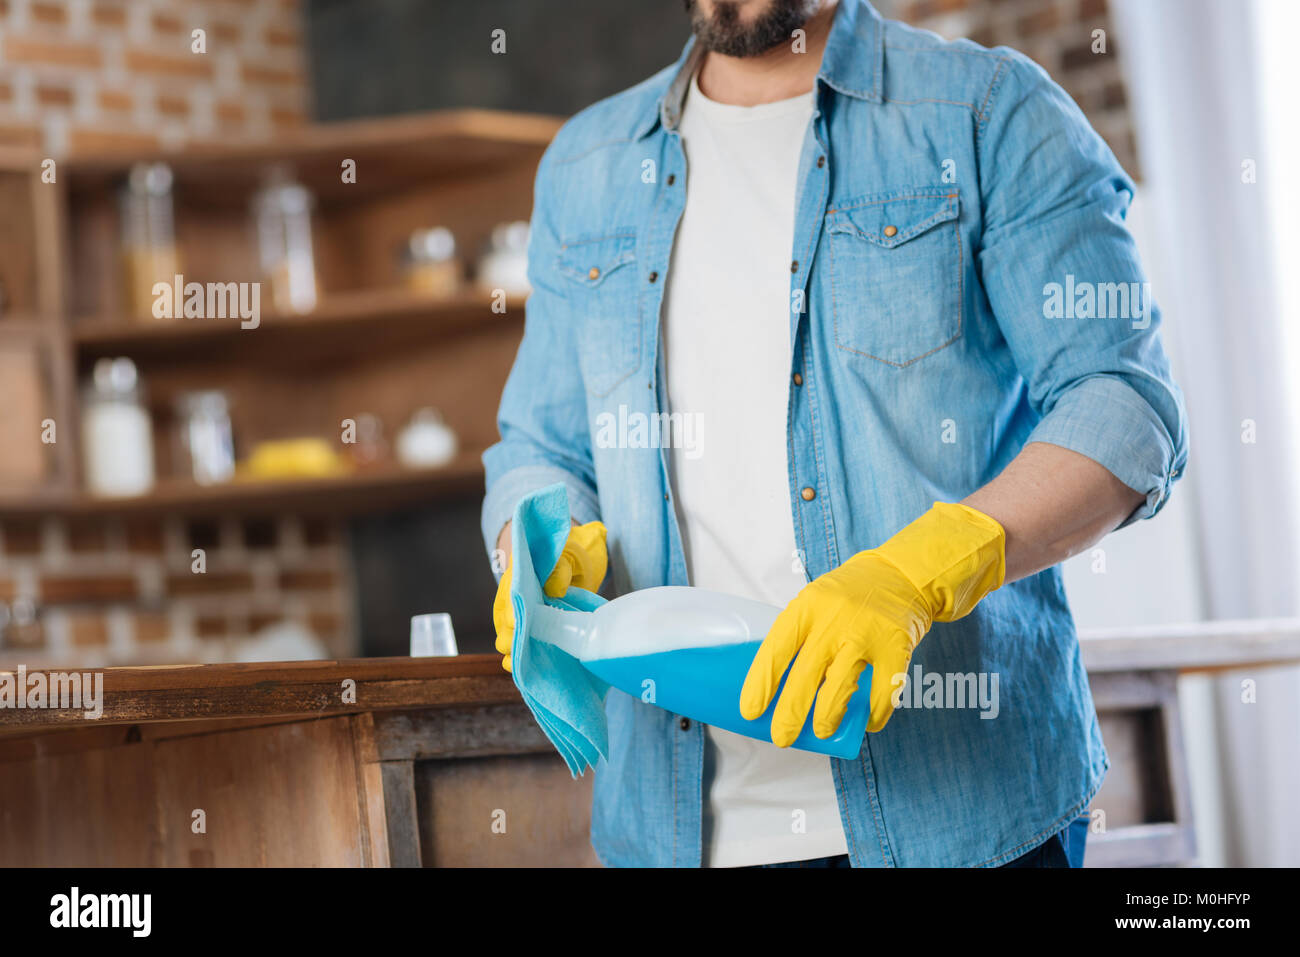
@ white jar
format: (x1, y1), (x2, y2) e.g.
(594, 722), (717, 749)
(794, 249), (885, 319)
(82, 357), (155, 497)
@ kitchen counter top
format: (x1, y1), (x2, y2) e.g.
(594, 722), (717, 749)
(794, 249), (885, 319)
(0, 655), (516, 733)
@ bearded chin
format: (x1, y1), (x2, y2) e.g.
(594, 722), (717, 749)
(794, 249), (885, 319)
(685, 0), (820, 58)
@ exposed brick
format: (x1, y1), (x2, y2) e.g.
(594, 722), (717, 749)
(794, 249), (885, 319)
(0, 124), (40, 148)
(1079, 0), (1108, 19)
(157, 93), (190, 117)
(278, 569), (338, 591)
(0, 579), (14, 601)
(4, 36), (103, 70)
(195, 614), (227, 637)
(134, 612), (170, 643)
(1102, 80), (1127, 109)
(215, 101), (246, 126)
(248, 612), (284, 632)
(68, 612), (108, 647)
(242, 518), (277, 549)
(124, 49), (215, 80)
(187, 520), (221, 552)
(152, 12), (183, 35)
(92, 2), (127, 28)
(211, 22), (241, 43)
(1062, 43), (1101, 71)
(36, 83), (75, 107)
(166, 570), (254, 595)
(123, 518), (165, 554)
(66, 129), (161, 153)
(307, 611), (341, 640)
(98, 88), (134, 112)
(1018, 6), (1061, 35)
(41, 574), (136, 603)
(6, 619), (45, 650)
(266, 26), (300, 48)
(269, 107), (305, 128)
(241, 63), (303, 87)
(2, 519), (43, 555)
(64, 518), (107, 553)
(31, 1), (67, 25)
(301, 518), (337, 547)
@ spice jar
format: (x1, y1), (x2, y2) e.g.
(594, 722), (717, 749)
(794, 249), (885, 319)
(81, 357), (155, 497)
(120, 163), (180, 322)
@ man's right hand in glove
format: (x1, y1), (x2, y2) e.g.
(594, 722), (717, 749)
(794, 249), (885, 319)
(491, 519), (608, 672)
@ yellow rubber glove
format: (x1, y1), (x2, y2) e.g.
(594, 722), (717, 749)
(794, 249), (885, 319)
(492, 520), (608, 673)
(740, 502), (1005, 744)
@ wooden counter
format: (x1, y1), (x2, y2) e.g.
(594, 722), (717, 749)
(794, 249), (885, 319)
(0, 656), (598, 867)
(4, 619), (1299, 867)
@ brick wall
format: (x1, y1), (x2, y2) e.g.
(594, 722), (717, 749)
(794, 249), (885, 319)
(875, 0), (1139, 177)
(0, 0), (310, 154)
(0, 512), (355, 667)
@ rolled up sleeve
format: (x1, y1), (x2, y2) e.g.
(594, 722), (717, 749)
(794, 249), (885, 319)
(976, 53), (1189, 525)
(481, 143), (601, 563)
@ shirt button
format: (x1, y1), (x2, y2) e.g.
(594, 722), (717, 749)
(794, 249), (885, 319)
(648, 271), (659, 283)
(801, 487), (816, 502)
(817, 155), (826, 168)
(588, 266), (600, 280)
(883, 225), (898, 238)
(666, 174), (676, 185)
(790, 260), (799, 273)
(679, 717), (691, 731)
(793, 372), (803, 386)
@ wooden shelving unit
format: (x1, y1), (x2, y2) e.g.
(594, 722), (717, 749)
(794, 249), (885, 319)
(0, 450), (488, 518)
(0, 110), (560, 517)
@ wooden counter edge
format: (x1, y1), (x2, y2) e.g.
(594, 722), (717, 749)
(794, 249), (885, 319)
(0, 654), (519, 732)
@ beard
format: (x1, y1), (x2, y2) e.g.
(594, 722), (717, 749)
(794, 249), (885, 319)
(684, 0), (821, 58)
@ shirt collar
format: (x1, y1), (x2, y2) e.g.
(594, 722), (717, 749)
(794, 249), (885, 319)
(634, 0), (885, 142)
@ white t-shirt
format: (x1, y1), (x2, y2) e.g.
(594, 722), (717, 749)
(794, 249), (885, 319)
(661, 72), (849, 867)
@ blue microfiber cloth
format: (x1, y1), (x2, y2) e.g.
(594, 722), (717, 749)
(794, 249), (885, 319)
(509, 483), (610, 776)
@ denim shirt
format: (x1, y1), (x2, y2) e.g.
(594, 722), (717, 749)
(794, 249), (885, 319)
(482, 0), (1188, 867)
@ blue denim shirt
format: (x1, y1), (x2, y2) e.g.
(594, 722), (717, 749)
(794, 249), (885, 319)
(482, 0), (1188, 867)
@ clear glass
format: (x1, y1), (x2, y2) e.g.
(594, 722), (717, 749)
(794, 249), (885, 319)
(175, 390), (235, 485)
(252, 172), (318, 313)
(119, 163), (179, 321)
(409, 613), (458, 657)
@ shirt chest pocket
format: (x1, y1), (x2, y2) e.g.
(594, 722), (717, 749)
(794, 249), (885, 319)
(825, 188), (962, 367)
(557, 231), (641, 396)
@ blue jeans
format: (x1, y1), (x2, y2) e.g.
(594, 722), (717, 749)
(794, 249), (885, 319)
(755, 815), (1090, 868)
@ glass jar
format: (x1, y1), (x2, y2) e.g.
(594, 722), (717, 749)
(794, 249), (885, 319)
(402, 227), (461, 298)
(119, 163), (180, 322)
(81, 357), (155, 497)
(175, 390), (235, 485)
(252, 171), (318, 314)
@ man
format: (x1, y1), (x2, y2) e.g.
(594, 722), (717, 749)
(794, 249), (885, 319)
(483, 0), (1187, 867)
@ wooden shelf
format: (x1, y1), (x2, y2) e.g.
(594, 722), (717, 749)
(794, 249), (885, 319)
(0, 450), (486, 517)
(72, 287), (526, 361)
(62, 108), (563, 204)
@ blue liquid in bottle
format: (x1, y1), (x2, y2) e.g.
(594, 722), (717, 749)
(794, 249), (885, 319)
(532, 586), (872, 760)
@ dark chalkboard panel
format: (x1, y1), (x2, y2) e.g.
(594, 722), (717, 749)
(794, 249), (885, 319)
(305, 0), (690, 121)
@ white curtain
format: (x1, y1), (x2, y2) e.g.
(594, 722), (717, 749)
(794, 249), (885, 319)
(1111, 0), (1300, 866)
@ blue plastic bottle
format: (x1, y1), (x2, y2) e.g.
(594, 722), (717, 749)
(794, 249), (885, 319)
(528, 585), (872, 760)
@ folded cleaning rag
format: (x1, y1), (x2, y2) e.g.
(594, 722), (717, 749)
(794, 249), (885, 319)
(508, 483), (610, 776)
